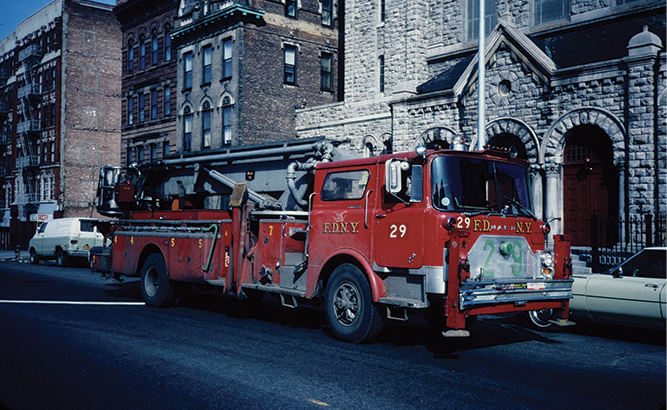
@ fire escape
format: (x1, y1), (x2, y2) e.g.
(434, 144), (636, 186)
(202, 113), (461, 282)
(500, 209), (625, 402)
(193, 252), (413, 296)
(0, 67), (9, 206)
(16, 43), (42, 217)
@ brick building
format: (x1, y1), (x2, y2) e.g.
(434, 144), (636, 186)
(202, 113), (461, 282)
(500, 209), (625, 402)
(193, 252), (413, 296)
(296, 0), (666, 248)
(115, 0), (178, 166)
(0, 0), (121, 248)
(172, 0), (340, 153)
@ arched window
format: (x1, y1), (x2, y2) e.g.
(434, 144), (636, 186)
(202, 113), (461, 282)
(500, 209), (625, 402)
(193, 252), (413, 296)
(164, 24), (172, 61)
(221, 96), (232, 145)
(127, 39), (135, 74)
(151, 29), (159, 66)
(202, 101), (211, 149)
(139, 34), (146, 70)
(183, 106), (192, 152)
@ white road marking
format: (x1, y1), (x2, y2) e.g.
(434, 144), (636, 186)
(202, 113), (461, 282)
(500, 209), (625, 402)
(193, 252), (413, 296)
(0, 300), (145, 306)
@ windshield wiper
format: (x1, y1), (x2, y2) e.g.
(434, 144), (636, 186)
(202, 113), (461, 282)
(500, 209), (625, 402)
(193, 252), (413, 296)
(503, 195), (537, 220)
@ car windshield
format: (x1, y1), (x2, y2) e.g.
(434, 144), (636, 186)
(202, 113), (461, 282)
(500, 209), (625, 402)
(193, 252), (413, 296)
(431, 155), (533, 216)
(614, 249), (666, 279)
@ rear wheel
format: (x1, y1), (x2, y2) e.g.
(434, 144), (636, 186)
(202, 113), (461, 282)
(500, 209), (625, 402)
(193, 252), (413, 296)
(325, 263), (383, 343)
(141, 253), (176, 307)
(55, 249), (68, 267)
(29, 248), (39, 265)
(528, 309), (554, 329)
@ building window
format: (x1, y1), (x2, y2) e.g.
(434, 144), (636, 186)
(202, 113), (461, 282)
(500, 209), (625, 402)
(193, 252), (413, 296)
(467, 0), (497, 41)
(139, 37), (146, 70)
(127, 146), (134, 164)
(151, 89), (158, 120)
(534, 0), (569, 25)
(164, 86), (171, 116)
(379, 0), (385, 22)
(138, 93), (145, 123)
(222, 38), (232, 80)
(321, 52), (333, 91)
(164, 26), (172, 61)
(284, 45), (297, 85)
(202, 101), (211, 149)
(128, 40), (135, 74)
(51, 68), (56, 90)
(137, 145), (144, 163)
(151, 34), (159, 66)
(163, 141), (170, 158)
(286, 0), (297, 18)
(149, 144), (156, 162)
(322, 0), (332, 26)
(184, 52), (193, 90)
(222, 104), (232, 145)
(50, 142), (55, 163)
(378, 55), (385, 94)
(202, 44), (212, 85)
(128, 96), (134, 125)
(183, 106), (192, 152)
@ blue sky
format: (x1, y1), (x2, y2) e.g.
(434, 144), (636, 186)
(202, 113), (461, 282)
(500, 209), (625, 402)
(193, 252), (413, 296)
(0, 0), (116, 42)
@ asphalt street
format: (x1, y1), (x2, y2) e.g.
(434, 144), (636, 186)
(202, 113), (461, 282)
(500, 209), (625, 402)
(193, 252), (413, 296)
(0, 260), (664, 410)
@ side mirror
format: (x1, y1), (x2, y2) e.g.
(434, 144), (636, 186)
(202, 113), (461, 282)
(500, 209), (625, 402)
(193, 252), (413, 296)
(385, 159), (407, 195)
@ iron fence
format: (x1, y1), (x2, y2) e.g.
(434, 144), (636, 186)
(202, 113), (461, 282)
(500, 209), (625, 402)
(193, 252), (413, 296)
(590, 213), (666, 272)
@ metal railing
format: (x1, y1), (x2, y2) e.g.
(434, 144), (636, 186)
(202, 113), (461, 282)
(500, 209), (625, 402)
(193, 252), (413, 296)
(16, 119), (41, 135)
(590, 213), (666, 272)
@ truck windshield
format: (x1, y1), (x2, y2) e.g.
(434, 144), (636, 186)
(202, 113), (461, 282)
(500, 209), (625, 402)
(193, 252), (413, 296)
(431, 156), (533, 217)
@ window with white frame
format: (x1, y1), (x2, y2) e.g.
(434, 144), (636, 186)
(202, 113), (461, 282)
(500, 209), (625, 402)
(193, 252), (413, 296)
(202, 101), (211, 149)
(222, 38), (232, 80)
(284, 45), (297, 85)
(222, 96), (232, 145)
(202, 44), (212, 85)
(184, 52), (193, 90)
(183, 106), (192, 151)
(321, 52), (333, 91)
(322, 0), (332, 26)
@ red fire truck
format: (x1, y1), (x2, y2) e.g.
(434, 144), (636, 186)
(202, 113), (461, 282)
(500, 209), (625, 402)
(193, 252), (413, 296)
(92, 138), (573, 343)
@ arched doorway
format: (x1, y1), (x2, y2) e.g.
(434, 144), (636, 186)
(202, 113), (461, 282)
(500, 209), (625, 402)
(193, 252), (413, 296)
(563, 125), (618, 246)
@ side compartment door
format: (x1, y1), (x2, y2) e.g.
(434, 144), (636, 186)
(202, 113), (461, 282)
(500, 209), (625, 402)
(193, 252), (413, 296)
(373, 164), (425, 269)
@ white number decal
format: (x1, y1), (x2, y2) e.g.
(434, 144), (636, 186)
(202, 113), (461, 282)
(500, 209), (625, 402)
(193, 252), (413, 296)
(389, 224), (407, 238)
(456, 216), (471, 229)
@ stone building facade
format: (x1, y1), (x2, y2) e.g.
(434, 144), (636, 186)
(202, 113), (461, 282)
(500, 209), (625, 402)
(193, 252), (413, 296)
(0, 0), (121, 248)
(172, 0), (340, 154)
(296, 0), (666, 246)
(115, 0), (178, 167)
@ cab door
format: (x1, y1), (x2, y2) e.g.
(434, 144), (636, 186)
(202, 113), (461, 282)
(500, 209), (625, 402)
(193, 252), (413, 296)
(372, 163), (425, 269)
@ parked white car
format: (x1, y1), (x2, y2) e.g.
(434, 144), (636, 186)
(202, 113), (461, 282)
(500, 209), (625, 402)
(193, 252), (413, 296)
(529, 247), (666, 329)
(28, 218), (106, 266)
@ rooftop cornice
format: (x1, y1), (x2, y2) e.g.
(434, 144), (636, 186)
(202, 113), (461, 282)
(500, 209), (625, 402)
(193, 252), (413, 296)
(172, 4), (264, 39)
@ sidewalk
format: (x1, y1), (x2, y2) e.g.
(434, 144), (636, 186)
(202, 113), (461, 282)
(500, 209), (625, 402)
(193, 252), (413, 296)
(0, 249), (29, 262)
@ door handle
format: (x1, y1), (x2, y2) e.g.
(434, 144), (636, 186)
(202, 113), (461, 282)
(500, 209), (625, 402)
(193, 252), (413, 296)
(376, 214), (386, 219)
(645, 284), (659, 289)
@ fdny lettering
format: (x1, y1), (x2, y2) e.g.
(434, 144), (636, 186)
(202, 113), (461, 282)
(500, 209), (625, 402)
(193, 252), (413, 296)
(323, 222), (360, 234)
(472, 220), (533, 233)
(515, 221), (533, 234)
(473, 220), (491, 232)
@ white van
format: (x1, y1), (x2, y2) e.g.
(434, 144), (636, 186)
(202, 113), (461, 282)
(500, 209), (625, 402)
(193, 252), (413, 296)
(28, 218), (105, 266)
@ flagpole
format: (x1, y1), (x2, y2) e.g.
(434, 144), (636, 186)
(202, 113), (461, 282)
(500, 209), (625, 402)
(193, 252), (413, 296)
(477, 0), (486, 151)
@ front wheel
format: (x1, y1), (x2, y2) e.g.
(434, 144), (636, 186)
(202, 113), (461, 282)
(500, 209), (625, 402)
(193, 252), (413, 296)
(528, 309), (554, 329)
(141, 253), (176, 307)
(325, 263), (383, 343)
(29, 248), (40, 265)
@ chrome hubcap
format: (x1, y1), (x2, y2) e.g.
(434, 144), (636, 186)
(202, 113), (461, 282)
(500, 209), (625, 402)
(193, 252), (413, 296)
(144, 268), (159, 298)
(333, 281), (360, 326)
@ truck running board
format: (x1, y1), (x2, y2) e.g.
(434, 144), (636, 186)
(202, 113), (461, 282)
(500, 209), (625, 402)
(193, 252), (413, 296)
(442, 329), (471, 338)
(280, 294), (298, 309)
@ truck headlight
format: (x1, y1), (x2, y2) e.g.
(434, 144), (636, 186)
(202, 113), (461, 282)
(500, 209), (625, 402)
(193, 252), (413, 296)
(541, 251), (553, 279)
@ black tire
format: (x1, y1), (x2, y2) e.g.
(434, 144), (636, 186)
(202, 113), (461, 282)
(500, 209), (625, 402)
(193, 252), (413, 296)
(55, 249), (68, 267)
(528, 309), (555, 329)
(29, 248), (40, 265)
(325, 263), (383, 343)
(140, 253), (176, 307)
